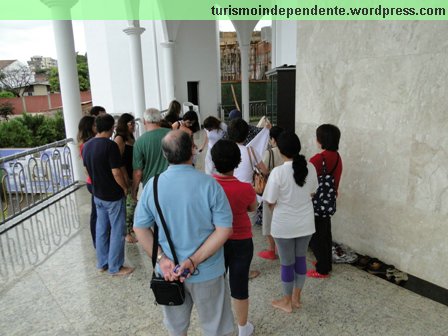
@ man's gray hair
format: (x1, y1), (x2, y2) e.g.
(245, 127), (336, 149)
(143, 108), (162, 123)
(161, 130), (193, 164)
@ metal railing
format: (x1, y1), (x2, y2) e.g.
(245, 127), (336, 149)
(221, 100), (267, 123)
(0, 139), (76, 226)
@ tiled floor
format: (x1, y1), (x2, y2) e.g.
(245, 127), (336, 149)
(1, 185), (447, 336)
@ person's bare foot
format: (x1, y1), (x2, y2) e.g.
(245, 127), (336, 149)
(292, 288), (301, 308)
(111, 266), (135, 276)
(271, 297), (293, 313)
(125, 234), (138, 243)
(249, 270), (261, 279)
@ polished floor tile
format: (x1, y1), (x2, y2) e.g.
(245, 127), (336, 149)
(1, 187), (447, 336)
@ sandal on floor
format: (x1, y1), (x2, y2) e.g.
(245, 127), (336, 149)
(386, 268), (409, 284)
(306, 269), (330, 278)
(355, 255), (372, 269)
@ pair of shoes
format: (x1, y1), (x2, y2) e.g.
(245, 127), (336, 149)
(98, 267), (108, 273)
(248, 270), (261, 279)
(257, 250), (277, 260)
(306, 269), (330, 278)
(386, 268), (408, 284)
(111, 266), (135, 276)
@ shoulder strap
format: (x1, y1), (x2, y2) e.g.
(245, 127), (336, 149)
(247, 147), (254, 168)
(328, 153), (340, 175)
(151, 174), (179, 269)
(269, 149), (274, 171)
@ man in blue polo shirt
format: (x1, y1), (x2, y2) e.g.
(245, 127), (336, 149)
(134, 130), (234, 336)
(83, 114), (134, 276)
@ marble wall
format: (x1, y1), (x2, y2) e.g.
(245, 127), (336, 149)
(295, 21), (448, 289)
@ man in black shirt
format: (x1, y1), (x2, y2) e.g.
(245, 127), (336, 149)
(83, 114), (134, 276)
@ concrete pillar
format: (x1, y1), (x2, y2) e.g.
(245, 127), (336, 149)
(160, 41), (175, 103)
(123, 24), (146, 121)
(42, 0), (83, 181)
(240, 44), (250, 122)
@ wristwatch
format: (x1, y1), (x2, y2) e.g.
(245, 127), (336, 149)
(156, 252), (165, 264)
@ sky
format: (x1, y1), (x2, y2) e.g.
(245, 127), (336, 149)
(0, 20), (270, 65)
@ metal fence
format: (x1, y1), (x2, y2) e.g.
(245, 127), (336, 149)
(0, 139), (76, 226)
(221, 100), (267, 123)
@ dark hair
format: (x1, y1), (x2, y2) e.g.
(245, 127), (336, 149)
(89, 105), (106, 116)
(277, 131), (308, 187)
(183, 111), (200, 133)
(161, 130), (193, 164)
(115, 113), (135, 142)
(95, 114), (115, 133)
(203, 116), (221, 131)
(77, 115), (96, 143)
(211, 140), (241, 174)
(269, 126), (284, 142)
(165, 100), (181, 124)
(227, 118), (249, 143)
(316, 124), (341, 151)
(228, 109), (242, 120)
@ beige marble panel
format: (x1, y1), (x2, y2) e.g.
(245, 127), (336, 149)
(296, 21), (448, 289)
(298, 21), (448, 64)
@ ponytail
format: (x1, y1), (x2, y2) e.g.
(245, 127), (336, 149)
(292, 154), (308, 187)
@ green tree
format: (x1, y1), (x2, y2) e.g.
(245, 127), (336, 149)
(0, 102), (14, 120)
(0, 119), (32, 147)
(49, 53), (90, 92)
(0, 91), (15, 98)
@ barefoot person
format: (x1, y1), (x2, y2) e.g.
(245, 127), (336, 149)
(83, 114), (134, 276)
(262, 131), (318, 312)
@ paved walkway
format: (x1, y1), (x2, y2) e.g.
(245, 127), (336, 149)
(1, 185), (447, 336)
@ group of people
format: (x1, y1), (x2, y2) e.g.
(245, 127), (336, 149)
(77, 102), (342, 336)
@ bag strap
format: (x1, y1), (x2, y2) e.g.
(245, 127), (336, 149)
(247, 147), (254, 169)
(151, 174), (179, 270)
(321, 153), (340, 176)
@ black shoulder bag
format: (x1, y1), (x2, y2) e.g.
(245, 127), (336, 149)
(150, 174), (185, 306)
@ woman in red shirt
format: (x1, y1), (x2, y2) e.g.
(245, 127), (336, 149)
(308, 124), (343, 278)
(212, 140), (257, 336)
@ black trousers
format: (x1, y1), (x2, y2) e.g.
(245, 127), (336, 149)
(87, 184), (97, 248)
(309, 216), (332, 275)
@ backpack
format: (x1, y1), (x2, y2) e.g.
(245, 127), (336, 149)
(312, 154), (339, 218)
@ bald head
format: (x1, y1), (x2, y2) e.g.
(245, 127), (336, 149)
(162, 130), (193, 164)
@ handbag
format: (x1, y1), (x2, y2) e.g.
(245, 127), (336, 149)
(312, 154), (340, 218)
(150, 174), (185, 306)
(248, 147), (266, 195)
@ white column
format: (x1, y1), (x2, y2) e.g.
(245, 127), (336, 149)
(160, 41), (175, 103)
(240, 44), (250, 122)
(42, 0), (83, 181)
(123, 25), (146, 121)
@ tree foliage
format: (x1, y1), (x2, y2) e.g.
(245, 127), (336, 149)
(0, 102), (14, 120)
(0, 91), (15, 98)
(0, 64), (33, 97)
(0, 119), (33, 147)
(49, 53), (90, 92)
(0, 112), (66, 148)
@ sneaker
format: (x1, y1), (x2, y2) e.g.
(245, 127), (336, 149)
(257, 250), (277, 260)
(306, 269), (330, 278)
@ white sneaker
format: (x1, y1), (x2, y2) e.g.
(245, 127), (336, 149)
(238, 321), (254, 336)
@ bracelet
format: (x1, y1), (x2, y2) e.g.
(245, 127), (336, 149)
(188, 257), (195, 270)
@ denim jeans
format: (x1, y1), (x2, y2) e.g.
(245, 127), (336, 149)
(94, 196), (126, 274)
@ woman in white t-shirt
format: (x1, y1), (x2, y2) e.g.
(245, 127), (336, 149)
(263, 131), (318, 313)
(199, 116), (227, 175)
